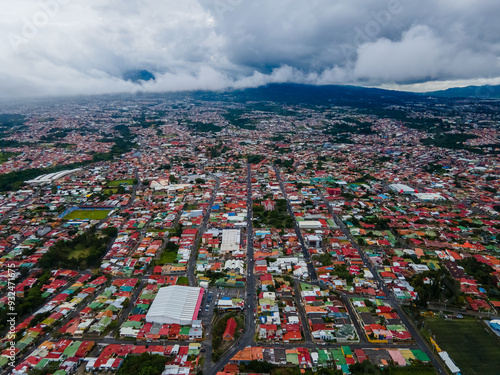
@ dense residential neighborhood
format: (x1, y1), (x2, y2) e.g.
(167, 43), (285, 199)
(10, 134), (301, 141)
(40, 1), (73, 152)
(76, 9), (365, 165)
(0, 87), (499, 375)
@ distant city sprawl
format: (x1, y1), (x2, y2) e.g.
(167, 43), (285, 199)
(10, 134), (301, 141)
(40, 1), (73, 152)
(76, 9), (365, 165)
(0, 85), (499, 375)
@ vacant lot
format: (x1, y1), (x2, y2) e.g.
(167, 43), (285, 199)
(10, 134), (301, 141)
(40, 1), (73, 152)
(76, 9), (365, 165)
(158, 251), (177, 265)
(64, 209), (111, 220)
(176, 276), (189, 286)
(425, 318), (500, 375)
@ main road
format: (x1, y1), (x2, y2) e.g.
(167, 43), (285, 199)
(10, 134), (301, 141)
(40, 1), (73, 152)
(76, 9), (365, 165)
(273, 166), (318, 283)
(204, 163), (256, 375)
(188, 174), (220, 287)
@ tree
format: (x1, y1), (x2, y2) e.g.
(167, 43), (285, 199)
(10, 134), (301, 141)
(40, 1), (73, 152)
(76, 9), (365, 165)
(331, 264), (354, 283)
(459, 257), (495, 287)
(349, 359), (379, 374)
(314, 253), (332, 266)
(243, 360), (276, 373)
(102, 226), (118, 237)
(117, 353), (166, 375)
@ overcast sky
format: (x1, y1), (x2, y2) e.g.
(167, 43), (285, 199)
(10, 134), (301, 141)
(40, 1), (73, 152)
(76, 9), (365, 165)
(1, 0), (500, 100)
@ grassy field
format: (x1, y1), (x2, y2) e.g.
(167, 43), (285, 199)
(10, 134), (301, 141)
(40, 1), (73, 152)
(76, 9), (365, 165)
(157, 251), (177, 265)
(68, 244), (91, 259)
(425, 318), (500, 375)
(176, 276), (189, 286)
(64, 209), (111, 220)
(107, 179), (135, 186)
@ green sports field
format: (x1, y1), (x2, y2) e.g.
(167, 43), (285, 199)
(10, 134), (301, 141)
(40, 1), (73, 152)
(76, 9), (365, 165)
(63, 209), (111, 220)
(425, 318), (500, 375)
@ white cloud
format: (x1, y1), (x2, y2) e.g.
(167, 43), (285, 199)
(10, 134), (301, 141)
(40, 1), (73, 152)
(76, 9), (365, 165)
(353, 25), (500, 84)
(0, 0), (499, 99)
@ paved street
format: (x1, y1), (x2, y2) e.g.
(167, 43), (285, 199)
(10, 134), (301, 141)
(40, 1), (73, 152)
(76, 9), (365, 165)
(273, 166), (318, 282)
(188, 174), (220, 287)
(204, 163), (256, 375)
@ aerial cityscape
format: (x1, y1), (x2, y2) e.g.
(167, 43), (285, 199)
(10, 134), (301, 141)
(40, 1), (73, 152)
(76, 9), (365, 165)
(1, 2), (500, 375)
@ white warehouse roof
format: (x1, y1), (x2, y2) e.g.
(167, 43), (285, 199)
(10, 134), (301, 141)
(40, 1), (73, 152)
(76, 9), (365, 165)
(298, 220), (322, 229)
(146, 285), (203, 325)
(25, 168), (82, 184)
(220, 229), (241, 254)
(389, 184), (415, 194)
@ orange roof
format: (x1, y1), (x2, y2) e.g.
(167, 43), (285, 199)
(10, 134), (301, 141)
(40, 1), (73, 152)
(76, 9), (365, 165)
(305, 306), (327, 314)
(97, 310), (113, 318)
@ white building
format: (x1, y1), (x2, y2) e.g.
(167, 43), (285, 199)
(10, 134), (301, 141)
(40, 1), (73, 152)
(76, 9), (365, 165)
(389, 184), (415, 194)
(146, 285), (204, 325)
(415, 193), (446, 201)
(298, 221), (322, 229)
(220, 229), (241, 255)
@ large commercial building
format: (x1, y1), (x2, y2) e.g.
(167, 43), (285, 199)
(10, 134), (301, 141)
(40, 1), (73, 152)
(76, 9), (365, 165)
(146, 285), (204, 325)
(220, 229), (241, 255)
(25, 168), (82, 185)
(388, 183), (415, 194)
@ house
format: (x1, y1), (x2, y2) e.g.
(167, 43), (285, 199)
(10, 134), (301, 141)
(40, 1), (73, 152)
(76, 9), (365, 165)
(283, 331), (301, 342)
(223, 318), (237, 340)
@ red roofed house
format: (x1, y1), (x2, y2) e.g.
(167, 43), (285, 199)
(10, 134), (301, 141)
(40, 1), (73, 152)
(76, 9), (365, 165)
(223, 317), (237, 340)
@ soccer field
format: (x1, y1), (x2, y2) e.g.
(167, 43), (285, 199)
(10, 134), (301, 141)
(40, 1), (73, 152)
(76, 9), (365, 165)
(425, 318), (500, 375)
(63, 209), (111, 220)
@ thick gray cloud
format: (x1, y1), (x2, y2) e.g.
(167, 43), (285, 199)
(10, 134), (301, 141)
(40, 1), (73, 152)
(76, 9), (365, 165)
(1, 0), (500, 99)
